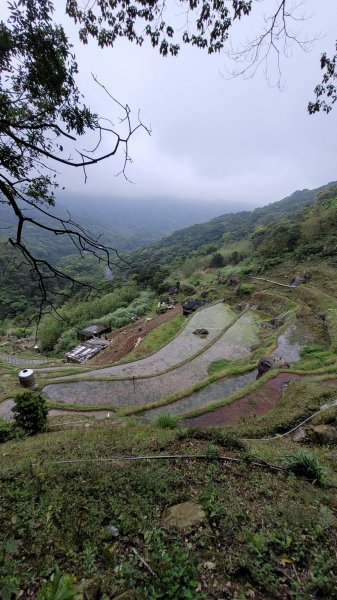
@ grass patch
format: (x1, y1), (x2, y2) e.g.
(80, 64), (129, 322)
(155, 414), (181, 429)
(177, 426), (245, 450)
(285, 449), (326, 485)
(297, 345), (337, 371)
(0, 420), (337, 599)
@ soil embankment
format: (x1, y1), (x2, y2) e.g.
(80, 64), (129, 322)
(88, 306), (182, 365)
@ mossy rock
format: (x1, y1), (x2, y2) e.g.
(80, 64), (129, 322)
(161, 501), (207, 530)
(308, 424), (337, 445)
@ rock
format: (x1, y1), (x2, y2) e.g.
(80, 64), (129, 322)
(105, 525), (120, 538)
(134, 337), (142, 349)
(256, 356), (290, 379)
(193, 328), (209, 337)
(161, 501), (207, 530)
(309, 425), (337, 445)
(228, 275), (240, 287)
(292, 427), (307, 442)
(291, 272), (310, 287)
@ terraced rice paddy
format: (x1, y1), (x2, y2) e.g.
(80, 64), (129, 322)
(43, 308), (259, 408)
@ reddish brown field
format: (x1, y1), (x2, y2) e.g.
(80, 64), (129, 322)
(185, 373), (303, 428)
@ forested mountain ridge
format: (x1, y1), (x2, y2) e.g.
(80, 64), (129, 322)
(132, 183), (336, 265)
(0, 196), (231, 260)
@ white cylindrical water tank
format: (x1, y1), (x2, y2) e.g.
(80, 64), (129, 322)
(19, 368), (37, 389)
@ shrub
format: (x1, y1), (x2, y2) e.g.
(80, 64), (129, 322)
(0, 420), (14, 444)
(155, 414), (180, 429)
(300, 345), (326, 357)
(179, 281), (196, 296)
(54, 327), (78, 354)
(285, 450), (326, 485)
(209, 252), (225, 268)
(13, 391), (48, 434)
(239, 283), (252, 295)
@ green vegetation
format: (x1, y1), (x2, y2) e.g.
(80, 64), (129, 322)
(38, 286), (142, 353)
(0, 420), (13, 444)
(3, 183), (337, 598)
(126, 315), (185, 361)
(155, 414), (181, 429)
(285, 450), (326, 485)
(177, 426), (245, 451)
(1, 420), (337, 598)
(132, 183), (332, 268)
(35, 568), (79, 600)
(13, 391), (48, 435)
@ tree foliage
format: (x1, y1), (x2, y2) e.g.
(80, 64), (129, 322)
(13, 390), (48, 434)
(0, 0), (147, 321)
(66, 0), (253, 56)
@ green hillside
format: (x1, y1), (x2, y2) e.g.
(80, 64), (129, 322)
(2, 183), (337, 599)
(132, 183), (335, 266)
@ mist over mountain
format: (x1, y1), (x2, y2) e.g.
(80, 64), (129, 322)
(57, 194), (252, 238)
(0, 193), (253, 258)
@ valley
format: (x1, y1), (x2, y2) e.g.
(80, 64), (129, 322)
(1, 182), (337, 599)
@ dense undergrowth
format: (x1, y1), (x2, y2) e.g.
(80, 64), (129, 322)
(1, 421), (337, 599)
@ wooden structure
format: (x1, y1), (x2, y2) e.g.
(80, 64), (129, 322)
(77, 323), (111, 342)
(65, 338), (110, 363)
(182, 300), (206, 316)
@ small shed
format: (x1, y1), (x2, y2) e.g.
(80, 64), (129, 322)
(182, 300), (206, 316)
(77, 323), (111, 342)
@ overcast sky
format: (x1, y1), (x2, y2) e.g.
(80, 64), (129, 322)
(55, 0), (337, 210)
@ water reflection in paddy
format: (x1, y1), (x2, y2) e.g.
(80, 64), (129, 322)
(142, 318), (322, 420)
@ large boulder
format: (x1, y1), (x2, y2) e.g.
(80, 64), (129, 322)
(292, 427), (308, 443)
(256, 356), (290, 379)
(161, 501), (207, 530)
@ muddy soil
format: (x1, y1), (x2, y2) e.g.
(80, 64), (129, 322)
(88, 306), (182, 365)
(184, 373), (304, 428)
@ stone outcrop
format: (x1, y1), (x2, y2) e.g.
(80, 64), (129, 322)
(161, 501), (207, 530)
(257, 356), (290, 379)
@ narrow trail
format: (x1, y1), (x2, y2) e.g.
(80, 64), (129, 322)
(0, 353), (50, 366)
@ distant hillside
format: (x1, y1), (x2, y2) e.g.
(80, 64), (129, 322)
(133, 183), (336, 265)
(0, 195), (237, 261)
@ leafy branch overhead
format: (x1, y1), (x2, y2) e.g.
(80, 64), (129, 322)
(0, 0), (150, 322)
(66, 0), (337, 108)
